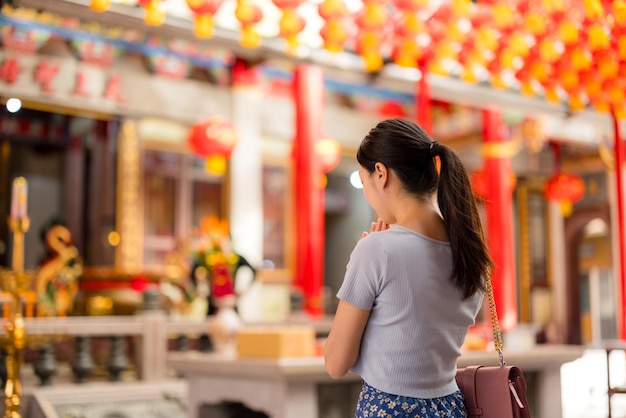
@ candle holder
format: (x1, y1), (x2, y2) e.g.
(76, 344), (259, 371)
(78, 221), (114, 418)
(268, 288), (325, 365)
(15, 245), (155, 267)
(0, 216), (34, 418)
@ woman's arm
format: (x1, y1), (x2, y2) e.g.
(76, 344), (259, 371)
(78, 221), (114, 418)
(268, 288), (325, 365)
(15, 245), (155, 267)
(323, 300), (370, 379)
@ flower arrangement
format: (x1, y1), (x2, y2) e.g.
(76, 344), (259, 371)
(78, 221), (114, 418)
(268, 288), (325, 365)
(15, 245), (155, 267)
(192, 215), (239, 299)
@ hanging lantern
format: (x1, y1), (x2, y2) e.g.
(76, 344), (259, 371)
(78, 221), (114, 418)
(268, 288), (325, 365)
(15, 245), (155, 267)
(91, 0), (110, 12)
(391, 0), (426, 68)
(543, 172), (585, 217)
(470, 167), (517, 200)
(378, 101), (406, 118)
(583, 0), (604, 20)
(188, 115), (237, 175)
(355, 0), (389, 72)
(273, 0), (306, 54)
(493, 3), (515, 31)
(205, 155), (228, 176)
(185, 0), (224, 39)
(315, 138), (342, 173)
(318, 0), (349, 53)
(520, 117), (547, 153)
(235, 0), (264, 48)
(138, 0), (166, 26)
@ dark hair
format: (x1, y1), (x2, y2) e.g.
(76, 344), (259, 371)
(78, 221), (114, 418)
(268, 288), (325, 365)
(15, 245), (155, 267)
(356, 118), (491, 299)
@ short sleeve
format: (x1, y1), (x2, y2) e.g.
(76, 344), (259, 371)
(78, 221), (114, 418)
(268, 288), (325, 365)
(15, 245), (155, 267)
(336, 235), (386, 310)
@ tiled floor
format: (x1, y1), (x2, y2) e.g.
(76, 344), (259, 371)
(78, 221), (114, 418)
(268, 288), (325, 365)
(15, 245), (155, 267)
(562, 348), (626, 418)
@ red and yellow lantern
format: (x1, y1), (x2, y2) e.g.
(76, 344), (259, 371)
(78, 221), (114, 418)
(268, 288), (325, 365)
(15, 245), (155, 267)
(470, 167), (517, 200)
(355, 0), (389, 72)
(188, 115), (237, 176)
(235, 0), (264, 48)
(138, 0), (166, 26)
(315, 138), (342, 173)
(318, 0), (350, 53)
(185, 0), (224, 39)
(90, 0), (110, 12)
(273, 0), (306, 54)
(543, 171), (585, 217)
(391, 0), (426, 68)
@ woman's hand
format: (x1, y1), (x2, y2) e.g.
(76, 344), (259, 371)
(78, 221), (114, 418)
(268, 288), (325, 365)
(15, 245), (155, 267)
(361, 218), (390, 238)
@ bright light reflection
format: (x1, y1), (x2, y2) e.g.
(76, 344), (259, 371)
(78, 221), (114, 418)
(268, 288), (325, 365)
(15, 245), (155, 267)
(350, 170), (363, 189)
(6, 98), (21, 113)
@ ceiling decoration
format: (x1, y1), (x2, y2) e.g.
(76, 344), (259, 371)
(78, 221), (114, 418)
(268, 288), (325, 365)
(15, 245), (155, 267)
(86, 0), (626, 119)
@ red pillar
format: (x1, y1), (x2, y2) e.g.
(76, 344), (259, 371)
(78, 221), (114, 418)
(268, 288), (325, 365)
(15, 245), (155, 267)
(293, 66), (325, 317)
(612, 112), (626, 339)
(483, 108), (518, 331)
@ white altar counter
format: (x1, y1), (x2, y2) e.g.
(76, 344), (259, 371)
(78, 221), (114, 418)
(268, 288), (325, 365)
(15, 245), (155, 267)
(167, 344), (585, 418)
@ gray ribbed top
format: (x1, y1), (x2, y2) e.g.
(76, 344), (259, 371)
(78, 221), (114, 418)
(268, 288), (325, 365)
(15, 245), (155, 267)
(337, 226), (483, 398)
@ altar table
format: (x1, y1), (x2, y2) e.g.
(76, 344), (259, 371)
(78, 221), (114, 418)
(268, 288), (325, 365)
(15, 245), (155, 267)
(167, 344), (585, 418)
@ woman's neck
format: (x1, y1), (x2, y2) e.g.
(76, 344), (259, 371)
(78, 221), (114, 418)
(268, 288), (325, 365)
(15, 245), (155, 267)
(393, 195), (448, 242)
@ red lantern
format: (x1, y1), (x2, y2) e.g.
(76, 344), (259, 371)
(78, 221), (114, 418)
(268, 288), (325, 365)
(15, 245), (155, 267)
(470, 167), (516, 199)
(318, 0), (350, 53)
(378, 101), (406, 118)
(91, 0), (110, 12)
(315, 138), (342, 173)
(235, 0), (264, 48)
(391, 0), (426, 68)
(186, 0), (224, 38)
(355, 0), (389, 71)
(543, 172), (585, 217)
(138, 0), (166, 26)
(272, 0), (306, 53)
(188, 115), (237, 159)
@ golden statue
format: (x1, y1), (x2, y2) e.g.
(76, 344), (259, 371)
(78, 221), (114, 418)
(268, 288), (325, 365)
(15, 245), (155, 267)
(35, 224), (82, 317)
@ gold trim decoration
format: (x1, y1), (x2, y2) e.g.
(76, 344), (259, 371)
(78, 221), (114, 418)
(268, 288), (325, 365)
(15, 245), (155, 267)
(0, 213), (47, 417)
(516, 179), (531, 323)
(481, 136), (522, 159)
(599, 143), (615, 171)
(115, 120), (143, 271)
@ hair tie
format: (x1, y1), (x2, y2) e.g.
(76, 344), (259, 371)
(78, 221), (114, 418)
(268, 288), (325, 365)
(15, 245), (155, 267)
(430, 141), (440, 158)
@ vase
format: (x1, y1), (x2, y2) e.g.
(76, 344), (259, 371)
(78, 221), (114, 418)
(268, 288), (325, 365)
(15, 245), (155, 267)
(209, 295), (241, 355)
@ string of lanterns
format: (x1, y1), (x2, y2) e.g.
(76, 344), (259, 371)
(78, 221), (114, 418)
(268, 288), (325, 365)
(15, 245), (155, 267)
(88, 0), (626, 118)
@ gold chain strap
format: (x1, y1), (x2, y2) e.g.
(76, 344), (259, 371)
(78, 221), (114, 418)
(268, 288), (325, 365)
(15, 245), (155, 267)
(485, 275), (505, 366)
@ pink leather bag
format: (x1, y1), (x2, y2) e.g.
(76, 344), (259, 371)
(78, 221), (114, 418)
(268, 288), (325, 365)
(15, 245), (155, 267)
(455, 365), (531, 418)
(455, 278), (532, 418)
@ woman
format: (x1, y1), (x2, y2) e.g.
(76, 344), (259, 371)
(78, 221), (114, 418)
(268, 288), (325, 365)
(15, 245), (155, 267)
(323, 118), (492, 417)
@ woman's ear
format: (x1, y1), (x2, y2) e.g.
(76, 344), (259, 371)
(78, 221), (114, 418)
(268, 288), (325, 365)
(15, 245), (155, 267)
(374, 162), (388, 186)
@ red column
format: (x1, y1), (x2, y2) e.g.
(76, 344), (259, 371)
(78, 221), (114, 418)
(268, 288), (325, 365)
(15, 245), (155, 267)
(293, 66), (325, 317)
(612, 112), (626, 339)
(483, 108), (518, 331)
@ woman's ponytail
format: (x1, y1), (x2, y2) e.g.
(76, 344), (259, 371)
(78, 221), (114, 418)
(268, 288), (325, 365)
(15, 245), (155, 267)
(436, 145), (492, 299)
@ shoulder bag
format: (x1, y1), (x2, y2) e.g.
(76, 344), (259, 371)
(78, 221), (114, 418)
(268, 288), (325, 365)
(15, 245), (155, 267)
(455, 277), (532, 418)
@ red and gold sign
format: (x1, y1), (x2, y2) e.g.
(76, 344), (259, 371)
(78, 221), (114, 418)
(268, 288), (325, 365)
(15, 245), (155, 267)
(185, 0), (224, 38)
(543, 171), (585, 217)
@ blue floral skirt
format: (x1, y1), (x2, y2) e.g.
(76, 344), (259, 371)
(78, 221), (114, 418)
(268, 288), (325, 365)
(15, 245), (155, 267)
(355, 381), (467, 418)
